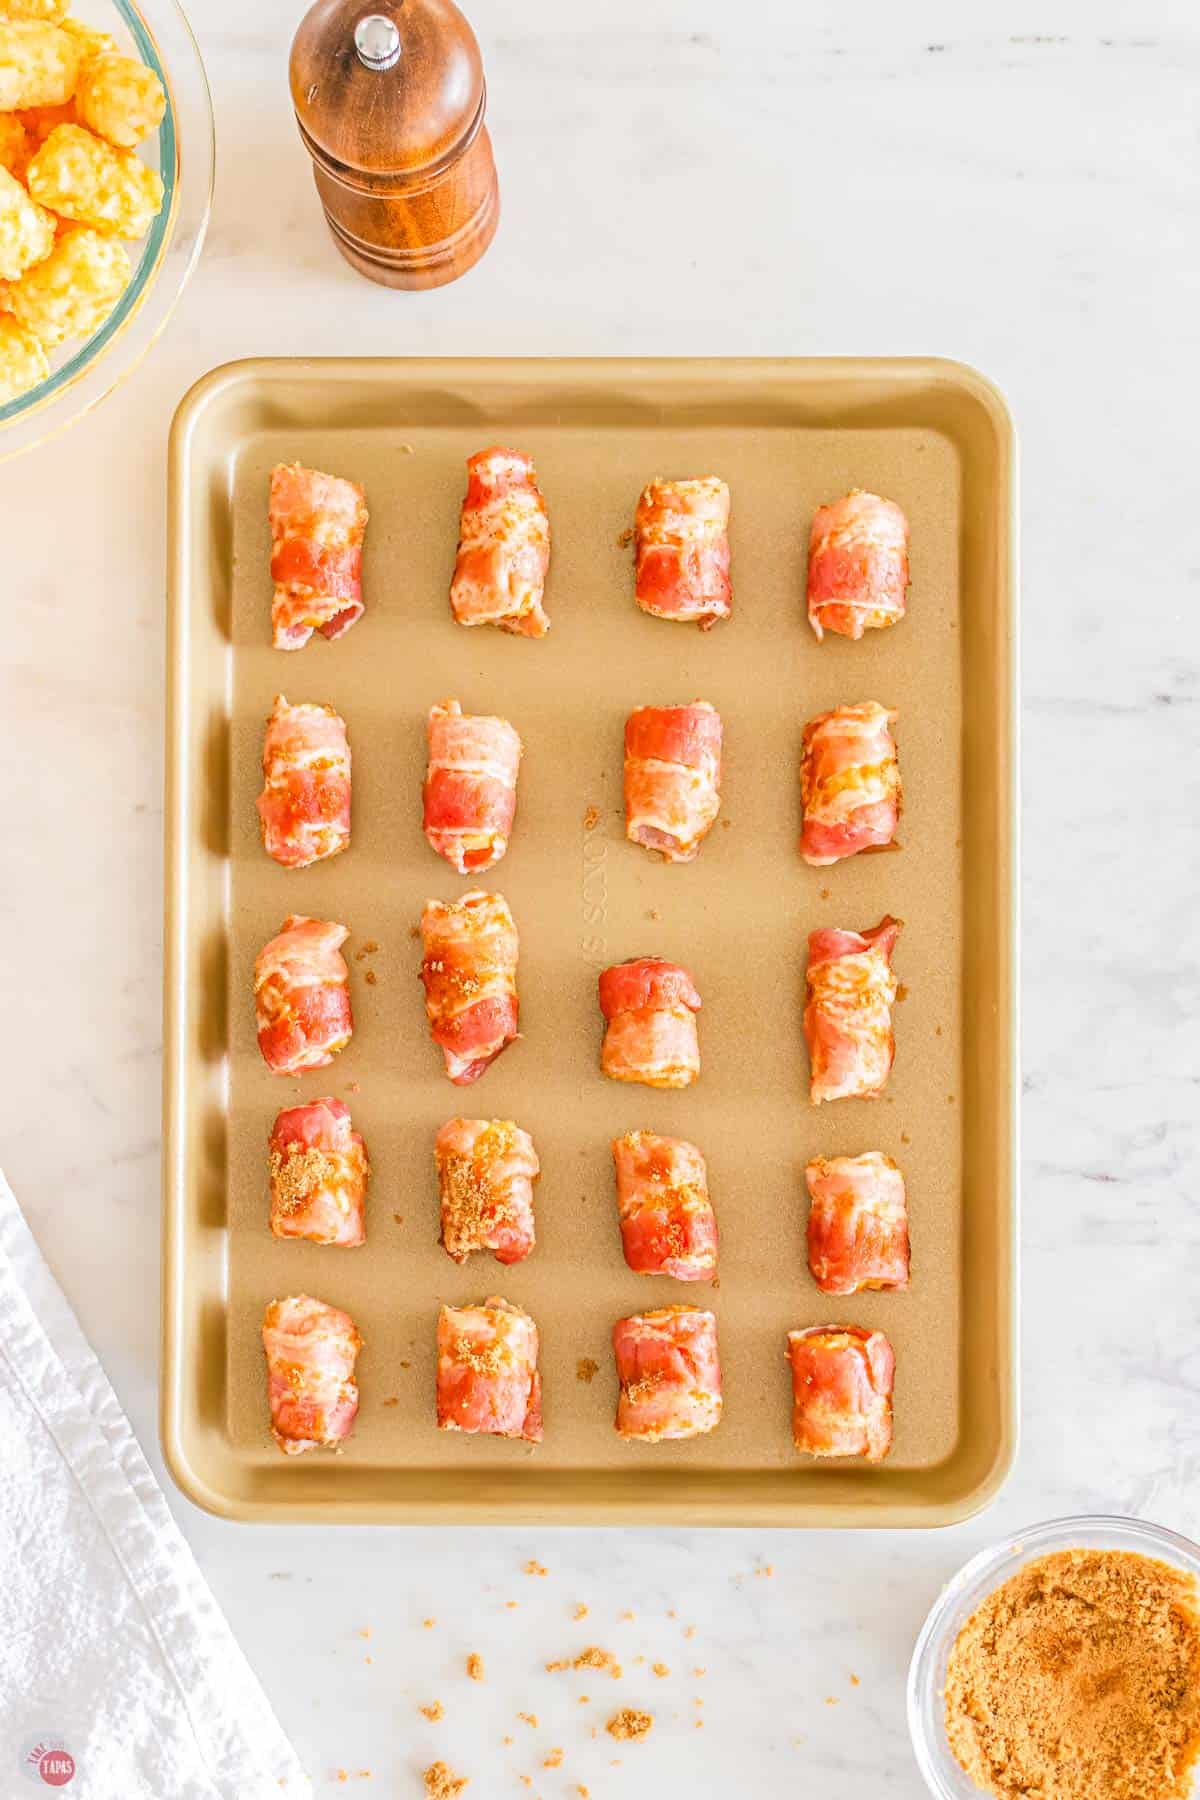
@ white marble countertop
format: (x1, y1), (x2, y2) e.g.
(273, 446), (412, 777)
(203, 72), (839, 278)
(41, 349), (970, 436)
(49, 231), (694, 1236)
(3, 1), (1198, 1793)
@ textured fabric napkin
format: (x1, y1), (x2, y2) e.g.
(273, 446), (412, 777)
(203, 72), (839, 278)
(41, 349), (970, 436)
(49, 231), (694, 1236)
(0, 1171), (311, 1800)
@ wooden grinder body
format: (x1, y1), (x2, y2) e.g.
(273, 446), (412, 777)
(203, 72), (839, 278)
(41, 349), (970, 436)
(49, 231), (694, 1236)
(290, 0), (499, 291)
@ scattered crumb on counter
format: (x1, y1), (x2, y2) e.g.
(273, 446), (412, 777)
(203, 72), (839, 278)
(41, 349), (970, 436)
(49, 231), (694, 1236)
(466, 1654), (485, 1682)
(400, 1359), (411, 1369)
(607, 1709), (653, 1742)
(525, 1560), (548, 1577)
(578, 1694), (590, 1704)
(419, 1701), (444, 1722)
(503, 1736), (514, 1747)
(336, 1775), (348, 1785)
(646, 907), (661, 922)
(573, 1602), (589, 1619)
(694, 1666), (707, 1677)
(423, 1618), (436, 1629)
(850, 1673), (861, 1687)
(423, 1763), (468, 1800)
(517, 1713), (539, 1729)
(757, 1564), (775, 1578)
(572, 1647), (622, 1678)
(683, 1624), (696, 1639)
(358, 1628), (371, 1638)
(576, 1787), (590, 1798)
(543, 1749), (563, 1769)
(576, 1359), (599, 1384)
(652, 1662), (670, 1678)
(583, 805), (600, 831)
(825, 1696), (839, 1706)
(667, 1610), (676, 1619)
(634, 1655), (645, 1666)
(399, 443), (414, 454)
(506, 1600), (520, 1610)
(620, 1609), (635, 1621)
(364, 1655), (372, 1664)
(900, 1131), (911, 1145)
(695, 1719), (705, 1729)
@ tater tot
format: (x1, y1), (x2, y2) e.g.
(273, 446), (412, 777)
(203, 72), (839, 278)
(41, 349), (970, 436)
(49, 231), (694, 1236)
(0, 0), (69, 22)
(0, 111), (29, 178)
(0, 21), (80, 110)
(59, 17), (118, 62)
(76, 52), (165, 149)
(26, 122), (162, 238)
(0, 161), (53, 278)
(0, 310), (49, 402)
(6, 221), (128, 346)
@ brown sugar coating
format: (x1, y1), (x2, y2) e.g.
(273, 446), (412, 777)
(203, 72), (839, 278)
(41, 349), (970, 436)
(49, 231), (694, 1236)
(944, 1549), (1200, 1800)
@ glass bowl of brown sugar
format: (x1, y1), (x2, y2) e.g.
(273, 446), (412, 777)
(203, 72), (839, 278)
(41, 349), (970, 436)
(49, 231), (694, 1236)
(908, 1515), (1200, 1800)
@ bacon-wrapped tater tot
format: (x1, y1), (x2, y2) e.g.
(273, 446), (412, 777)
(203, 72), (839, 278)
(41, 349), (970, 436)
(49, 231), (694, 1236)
(436, 1296), (542, 1441)
(804, 916), (901, 1104)
(423, 699), (522, 875)
(269, 1098), (368, 1248)
(449, 446), (551, 638)
(635, 477), (731, 629)
(598, 957), (701, 1090)
(421, 891), (519, 1085)
(262, 1294), (362, 1456)
(786, 1325), (894, 1462)
(256, 694), (352, 870)
(800, 701), (901, 867)
(805, 1152), (909, 1295)
(611, 1132), (718, 1281)
(613, 1306), (722, 1441)
(269, 461), (367, 650)
(436, 1117), (538, 1266)
(624, 701), (723, 864)
(255, 915), (353, 1075)
(807, 490), (909, 642)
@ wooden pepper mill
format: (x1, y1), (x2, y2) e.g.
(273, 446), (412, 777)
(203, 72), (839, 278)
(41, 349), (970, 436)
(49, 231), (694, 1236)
(289, 0), (499, 290)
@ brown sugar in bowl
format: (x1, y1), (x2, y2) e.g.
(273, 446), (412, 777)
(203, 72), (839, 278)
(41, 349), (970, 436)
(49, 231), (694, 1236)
(909, 1516), (1200, 1800)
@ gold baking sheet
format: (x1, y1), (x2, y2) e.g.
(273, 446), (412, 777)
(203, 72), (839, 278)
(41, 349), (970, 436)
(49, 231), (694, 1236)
(163, 357), (1017, 1524)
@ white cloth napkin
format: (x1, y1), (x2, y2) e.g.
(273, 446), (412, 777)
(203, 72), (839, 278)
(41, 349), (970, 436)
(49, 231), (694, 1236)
(0, 1172), (311, 1800)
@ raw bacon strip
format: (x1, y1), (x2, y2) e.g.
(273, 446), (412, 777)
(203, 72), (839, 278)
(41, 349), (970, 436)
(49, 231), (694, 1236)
(255, 915), (353, 1075)
(257, 694), (352, 870)
(800, 701), (901, 867)
(421, 891), (519, 1085)
(269, 462), (367, 651)
(598, 957), (701, 1090)
(613, 1306), (722, 1441)
(807, 490), (909, 642)
(635, 477), (731, 629)
(423, 699), (522, 875)
(805, 1152), (909, 1295)
(804, 916), (901, 1104)
(436, 1117), (538, 1266)
(624, 702), (723, 864)
(611, 1132), (718, 1281)
(269, 1098), (368, 1248)
(262, 1294), (362, 1456)
(436, 1297), (542, 1442)
(786, 1325), (894, 1462)
(449, 447), (551, 638)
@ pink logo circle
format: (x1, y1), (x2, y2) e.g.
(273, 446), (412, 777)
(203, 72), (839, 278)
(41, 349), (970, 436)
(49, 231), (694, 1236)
(38, 1751), (75, 1787)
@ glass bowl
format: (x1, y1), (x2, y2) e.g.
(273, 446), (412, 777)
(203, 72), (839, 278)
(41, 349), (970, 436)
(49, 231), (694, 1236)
(0, 0), (213, 459)
(908, 1513), (1200, 1799)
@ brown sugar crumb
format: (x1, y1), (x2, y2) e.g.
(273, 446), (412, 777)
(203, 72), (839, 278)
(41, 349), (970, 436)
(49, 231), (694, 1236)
(573, 1646), (623, 1679)
(354, 941), (380, 961)
(400, 1359), (411, 1369)
(346, 1080), (361, 1093)
(466, 1653), (485, 1682)
(820, 887), (832, 900)
(606, 1709), (653, 1743)
(382, 1396), (399, 1407)
(419, 1700), (445, 1722)
(423, 1764), (468, 1800)
(900, 1131), (912, 1145)
(524, 1559), (548, 1577)
(617, 525), (635, 548)
(364, 969), (378, 985)
(576, 1358), (599, 1385)
(646, 907), (661, 922)
(652, 1662), (670, 1678)
(573, 1603), (589, 1620)
(268, 1145), (341, 1217)
(945, 1548), (1200, 1800)
(896, 981), (909, 1002)
(543, 1749), (563, 1769)
(720, 817), (732, 830)
(583, 805), (601, 831)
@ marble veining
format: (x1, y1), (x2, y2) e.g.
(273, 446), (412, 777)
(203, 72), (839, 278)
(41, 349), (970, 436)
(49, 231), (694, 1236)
(1, 0), (1197, 1793)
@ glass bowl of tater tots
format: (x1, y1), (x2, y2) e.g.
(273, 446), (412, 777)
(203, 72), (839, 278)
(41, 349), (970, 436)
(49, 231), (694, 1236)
(0, 0), (212, 456)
